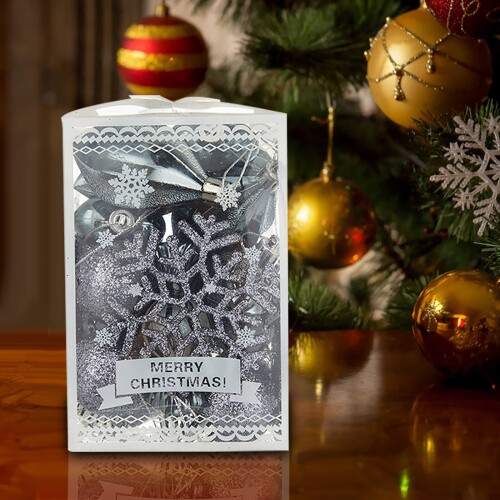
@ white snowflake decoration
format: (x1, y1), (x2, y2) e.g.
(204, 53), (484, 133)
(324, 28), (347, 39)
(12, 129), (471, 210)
(237, 326), (255, 348)
(108, 164), (154, 208)
(215, 182), (241, 211)
(431, 115), (500, 237)
(94, 327), (114, 347)
(96, 229), (115, 248)
(245, 245), (261, 264)
(127, 283), (143, 297)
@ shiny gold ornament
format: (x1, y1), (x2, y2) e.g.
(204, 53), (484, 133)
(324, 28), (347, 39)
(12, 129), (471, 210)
(412, 270), (500, 376)
(288, 176), (377, 268)
(288, 104), (376, 269)
(366, 7), (492, 128)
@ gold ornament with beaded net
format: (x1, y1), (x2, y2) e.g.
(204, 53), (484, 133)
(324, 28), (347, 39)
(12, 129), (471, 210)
(366, 7), (492, 128)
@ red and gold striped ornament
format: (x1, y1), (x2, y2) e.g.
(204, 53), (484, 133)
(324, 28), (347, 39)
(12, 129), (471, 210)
(117, 2), (208, 100)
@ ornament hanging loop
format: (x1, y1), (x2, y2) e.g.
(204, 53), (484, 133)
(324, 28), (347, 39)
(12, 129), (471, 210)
(321, 91), (336, 182)
(312, 91), (336, 181)
(156, 0), (169, 17)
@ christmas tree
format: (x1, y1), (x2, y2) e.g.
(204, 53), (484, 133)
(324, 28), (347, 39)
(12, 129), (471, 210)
(179, 0), (500, 331)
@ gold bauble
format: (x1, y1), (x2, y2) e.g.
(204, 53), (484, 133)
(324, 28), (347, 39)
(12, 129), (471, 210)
(288, 177), (376, 269)
(366, 7), (493, 128)
(412, 270), (500, 376)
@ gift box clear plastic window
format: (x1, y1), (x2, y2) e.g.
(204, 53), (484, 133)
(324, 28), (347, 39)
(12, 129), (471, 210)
(62, 96), (288, 452)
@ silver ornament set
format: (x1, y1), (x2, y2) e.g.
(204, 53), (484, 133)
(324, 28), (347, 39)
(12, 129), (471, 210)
(63, 97), (288, 452)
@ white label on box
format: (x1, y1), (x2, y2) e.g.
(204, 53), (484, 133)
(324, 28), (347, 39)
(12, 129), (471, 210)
(115, 357), (241, 395)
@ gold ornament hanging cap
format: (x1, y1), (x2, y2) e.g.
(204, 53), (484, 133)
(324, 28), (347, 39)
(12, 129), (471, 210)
(156, 1), (169, 17)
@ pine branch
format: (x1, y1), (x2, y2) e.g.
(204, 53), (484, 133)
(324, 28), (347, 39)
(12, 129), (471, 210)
(479, 216), (500, 277)
(242, 0), (405, 98)
(289, 272), (365, 331)
(483, 245), (500, 277)
(382, 274), (437, 330)
(187, 0), (417, 24)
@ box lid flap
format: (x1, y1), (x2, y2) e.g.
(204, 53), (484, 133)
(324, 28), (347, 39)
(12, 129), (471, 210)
(62, 96), (283, 120)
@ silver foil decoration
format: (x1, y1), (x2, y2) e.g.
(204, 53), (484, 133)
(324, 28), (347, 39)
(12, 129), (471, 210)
(73, 135), (278, 233)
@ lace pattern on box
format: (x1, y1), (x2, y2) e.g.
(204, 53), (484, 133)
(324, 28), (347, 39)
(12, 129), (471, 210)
(73, 124), (278, 155)
(77, 411), (283, 444)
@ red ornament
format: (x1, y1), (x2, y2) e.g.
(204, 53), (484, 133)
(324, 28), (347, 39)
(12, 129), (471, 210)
(426, 0), (500, 38)
(117, 5), (208, 100)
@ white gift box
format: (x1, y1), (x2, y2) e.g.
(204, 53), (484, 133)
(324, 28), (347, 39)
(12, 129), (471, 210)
(62, 96), (288, 452)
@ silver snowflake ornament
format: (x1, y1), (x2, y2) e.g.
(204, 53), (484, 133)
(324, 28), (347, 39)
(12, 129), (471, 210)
(215, 182), (241, 211)
(96, 229), (115, 248)
(245, 245), (261, 264)
(237, 326), (255, 348)
(108, 164), (154, 209)
(94, 327), (114, 347)
(431, 115), (500, 237)
(136, 213), (280, 376)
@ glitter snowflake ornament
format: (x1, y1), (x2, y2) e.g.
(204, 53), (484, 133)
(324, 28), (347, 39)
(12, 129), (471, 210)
(96, 229), (115, 248)
(431, 115), (500, 237)
(108, 164), (154, 208)
(215, 182), (241, 211)
(127, 283), (143, 297)
(94, 327), (115, 348)
(136, 212), (279, 373)
(237, 326), (255, 348)
(245, 245), (261, 264)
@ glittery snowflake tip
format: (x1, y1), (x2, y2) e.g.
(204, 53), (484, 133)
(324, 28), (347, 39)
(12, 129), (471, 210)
(108, 164), (154, 208)
(431, 115), (500, 237)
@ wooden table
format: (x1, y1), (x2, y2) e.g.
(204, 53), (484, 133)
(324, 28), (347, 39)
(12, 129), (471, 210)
(0, 331), (499, 499)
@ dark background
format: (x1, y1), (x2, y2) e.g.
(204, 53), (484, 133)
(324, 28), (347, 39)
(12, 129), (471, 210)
(0, 0), (145, 332)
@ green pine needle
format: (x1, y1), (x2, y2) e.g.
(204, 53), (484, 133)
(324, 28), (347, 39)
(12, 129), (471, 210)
(383, 274), (437, 330)
(242, 0), (404, 98)
(289, 272), (364, 331)
(478, 216), (500, 277)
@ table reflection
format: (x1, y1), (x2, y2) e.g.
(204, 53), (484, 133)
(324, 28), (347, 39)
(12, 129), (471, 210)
(289, 330), (380, 452)
(289, 330), (374, 383)
(68, 452), (287, 500)
(409, 382), (500, 496)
